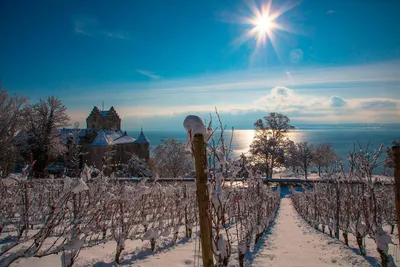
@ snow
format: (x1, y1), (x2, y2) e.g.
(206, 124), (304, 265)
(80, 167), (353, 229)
(251, 198), (371, 267)
(6, 196), (388, 267)
(376, 226), (394, 253)
(70, 178), (89, 194)
(81, 164), (92, 182)
(61, 128), (137, 147)
(113, 134), (135, 145)
(64, 237), (85, 251)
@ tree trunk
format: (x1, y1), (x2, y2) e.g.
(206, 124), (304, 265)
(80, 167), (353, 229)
(115, 246), (123, 264)
(238, 253), (245, 267)
(377, 248), (388, 267)
(304, 164), (308, 180)
(184, 185), (190, 238)
(173, 231), (179, 243)
(335, 183), (340, 239)
(356, 233), (366, 256)
(343, 232), (349, 246)
(391, 224), (395, 234)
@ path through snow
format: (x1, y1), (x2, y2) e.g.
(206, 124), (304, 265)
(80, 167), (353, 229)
(251, 197), (372, 267)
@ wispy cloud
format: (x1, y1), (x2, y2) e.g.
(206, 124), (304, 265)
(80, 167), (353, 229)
(75, 27), (92, 36)
(326, 10), (335, 14)
(102, 31), (130, 39)
(73, 17), (130, 40)
(136, 69), (161, 80)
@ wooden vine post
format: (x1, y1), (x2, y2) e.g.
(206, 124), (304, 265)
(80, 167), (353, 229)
(392, 144), (400, 246)
(193, 133), (214, 267)
(335, 181), (340, 239)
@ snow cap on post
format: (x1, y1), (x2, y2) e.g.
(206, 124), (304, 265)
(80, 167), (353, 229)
(183, 115), (207, 136)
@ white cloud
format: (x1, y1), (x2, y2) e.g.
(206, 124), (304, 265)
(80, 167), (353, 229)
(271, 86), (293, 98)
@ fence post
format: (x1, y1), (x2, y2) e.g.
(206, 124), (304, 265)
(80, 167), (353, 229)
(392, 144), (400, 246)
(193, 134), (214, 267)
(335, 181), (340, 239)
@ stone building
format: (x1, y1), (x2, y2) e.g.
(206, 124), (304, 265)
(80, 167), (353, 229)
(61, 106), (150, 170)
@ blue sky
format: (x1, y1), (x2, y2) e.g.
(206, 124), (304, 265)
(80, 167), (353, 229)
(1, 0), (400, 130)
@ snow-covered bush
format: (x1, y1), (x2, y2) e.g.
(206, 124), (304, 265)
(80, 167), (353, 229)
(117, 154), (152, 178)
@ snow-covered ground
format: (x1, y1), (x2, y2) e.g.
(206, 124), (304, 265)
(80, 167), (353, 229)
(7, 196), (395, 267)
(250, 197), (371, 267)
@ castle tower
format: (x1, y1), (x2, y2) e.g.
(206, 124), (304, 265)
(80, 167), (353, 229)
(86, 106), (121, 130)
(134, 128), (150, 160)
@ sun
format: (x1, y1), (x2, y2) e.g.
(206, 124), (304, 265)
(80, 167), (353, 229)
(230, 0), (299, 63)
(254, 14), (274, 34)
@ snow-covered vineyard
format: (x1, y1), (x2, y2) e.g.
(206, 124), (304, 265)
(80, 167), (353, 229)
(1, 176), (399, 267)
(0, 177), (281, 267)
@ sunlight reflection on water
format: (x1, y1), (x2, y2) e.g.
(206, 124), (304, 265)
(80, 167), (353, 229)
(229, 130), (307, 156)
(131, 127), (398, 172)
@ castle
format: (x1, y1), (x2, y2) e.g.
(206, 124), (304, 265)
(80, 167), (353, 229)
(61, 106), (150, 170)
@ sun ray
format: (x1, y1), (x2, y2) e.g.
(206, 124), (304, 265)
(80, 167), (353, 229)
(228, 0), (300, 66)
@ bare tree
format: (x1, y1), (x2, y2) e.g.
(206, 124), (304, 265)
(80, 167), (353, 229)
(18, 96), (70, 177)
(284, 140), (298, 174)
(151, 138), (194, 178)
(312, 143), (338, 177)
(296, 142), (314, 180)
(0, 84), (27, 175)
(250, 112), (294, 178)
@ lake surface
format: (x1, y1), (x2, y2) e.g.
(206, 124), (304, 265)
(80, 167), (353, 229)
(128, 123), (400, 173)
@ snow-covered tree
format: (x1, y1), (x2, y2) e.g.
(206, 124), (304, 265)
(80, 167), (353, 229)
(0, 85), (27, 175)
(118, 154), (152, 178)
(249, 112), (294, 178)
(65, 122), (84, 177)
(17, 96), (70, 176)
(151, 138), (194, 178)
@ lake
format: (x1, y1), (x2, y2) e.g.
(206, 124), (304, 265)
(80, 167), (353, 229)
(128, 123), (400, 173)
